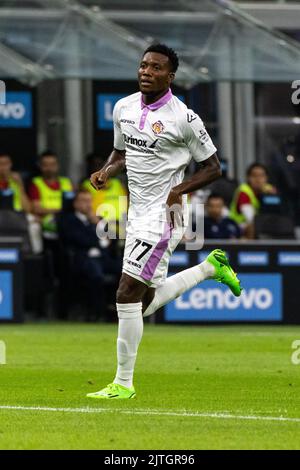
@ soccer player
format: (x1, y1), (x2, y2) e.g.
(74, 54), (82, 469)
(87, 44), (241, 399)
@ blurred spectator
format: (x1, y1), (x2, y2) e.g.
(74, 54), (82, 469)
(0, 151), (42, 253)
(205, 193), (241, 239)
(0, 151), (31, 213)
(229, 163), (276, 238)
(206, 158), (238, 208)
(28, 150), (73, 239)
(189, 159), (237, 231)
(271, 135), (300, 225)
(58, 190), (122, 320)
(80, 153), (127, 237)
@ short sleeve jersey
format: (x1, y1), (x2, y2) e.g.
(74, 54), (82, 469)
(113, 89), (217, 220)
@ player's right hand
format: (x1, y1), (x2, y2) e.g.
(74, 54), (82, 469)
(90, 170), (108, 190)
(166, 188), (183, 229)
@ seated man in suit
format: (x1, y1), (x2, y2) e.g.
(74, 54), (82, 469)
(58, 189), (122, 320)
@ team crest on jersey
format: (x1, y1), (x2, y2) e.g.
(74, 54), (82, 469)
(152, 120), (165, 135)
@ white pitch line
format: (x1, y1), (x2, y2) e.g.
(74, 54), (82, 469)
(0, 405), (300, 424)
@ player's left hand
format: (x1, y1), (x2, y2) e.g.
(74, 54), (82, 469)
(166, 188), (183, 228)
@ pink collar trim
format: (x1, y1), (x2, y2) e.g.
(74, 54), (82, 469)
(140, 88), (173, 111)
(139, 89), (172, 130)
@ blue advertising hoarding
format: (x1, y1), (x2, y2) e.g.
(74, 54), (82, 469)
(238, 252), (269, 266)
(97, 94), (126, 130)
(0, 271), (13, 320)
(0, 92), (32, 128)
(278, 252), (300, 266)
(0, 249), (19, 264)
(165, 273), (282, 322)
(169, 252), (189, 266)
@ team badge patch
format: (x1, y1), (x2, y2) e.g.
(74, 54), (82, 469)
(152, 120), (165, 135)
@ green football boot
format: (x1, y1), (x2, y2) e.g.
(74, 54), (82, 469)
(206, 249), (242, 297)
(86, 383), (136, 399)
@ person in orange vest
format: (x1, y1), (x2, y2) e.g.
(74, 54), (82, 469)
(230, 163), (277, 238)
(28, 151), (73, 238)
(0, 151), (31, 213)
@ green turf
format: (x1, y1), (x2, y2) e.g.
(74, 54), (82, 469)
(0, 322), (300, 449)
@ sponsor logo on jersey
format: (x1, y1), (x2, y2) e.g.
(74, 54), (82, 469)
(126, 259), (142, 269)
(199, 129), (209, 146)
(149, 139), (158, 149)
(123, 134), (147, 147)
(187, 113), (197, 123)
(120, 119), (135, 124)
(123, 134), (158, 154)
(152, 120), (165, 135)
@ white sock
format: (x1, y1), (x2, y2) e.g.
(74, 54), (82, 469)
(114, 302), (143, 389)
(143, 260), (215, 318)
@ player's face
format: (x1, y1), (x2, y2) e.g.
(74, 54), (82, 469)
(0, 156), (12, 178)
(207, 198), (224, 220)
(40, 156), (59, 179)
(248, 167), (268, 192)
(138, 52), (174, 96)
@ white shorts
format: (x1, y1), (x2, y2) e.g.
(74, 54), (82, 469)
(122, 212), (188, 288)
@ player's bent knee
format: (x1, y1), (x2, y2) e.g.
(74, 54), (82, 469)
(116, 288), (132, 304)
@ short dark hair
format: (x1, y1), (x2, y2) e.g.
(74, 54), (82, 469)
(39, 150), (58, 162)
(0, 149), (10, 158)
(247, 163), (268, 177)
(74, 189), (91, 201)
(143, 43), (179, 73)
(207, 192), (224, 203)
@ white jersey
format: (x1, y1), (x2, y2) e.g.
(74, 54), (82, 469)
(113, 89), (217, 221)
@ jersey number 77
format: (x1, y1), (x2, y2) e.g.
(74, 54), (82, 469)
(129, 239), (153, 261)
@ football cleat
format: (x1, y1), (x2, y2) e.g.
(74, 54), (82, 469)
(206, 249), (242, 297)
(86, 382), (136, 399)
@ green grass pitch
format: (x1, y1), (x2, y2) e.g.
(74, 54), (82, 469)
(0, 322), (300, 450)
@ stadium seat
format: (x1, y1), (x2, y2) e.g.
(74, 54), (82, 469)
(254, 214), (295, 240)
(0, 210), (31, 252)
(0, 210), (57, 318)
(57, 244), (118, 321)
(23, 251), (55, 319)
